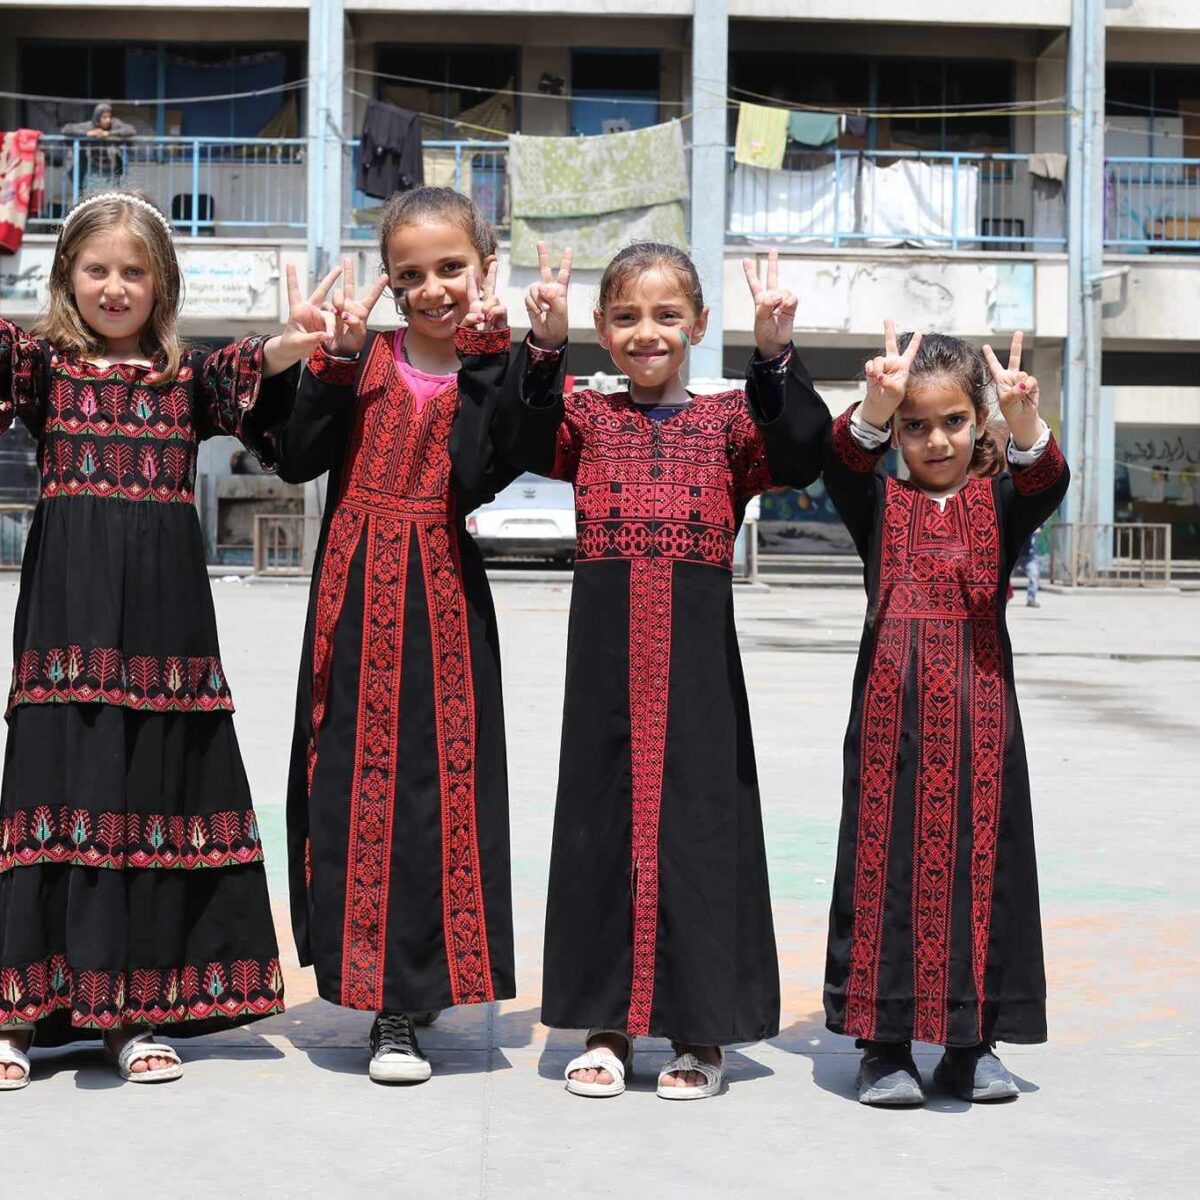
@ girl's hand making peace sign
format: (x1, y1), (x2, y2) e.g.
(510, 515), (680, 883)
(525, 241), (572, 351)
(861, 319), (923, 428)
(327, 255), (388, 359)
(743, 249), (797, 360)
(982, 332), (1042, 451)
(460, 261), (508, 334)
(263, 263), (343, 376)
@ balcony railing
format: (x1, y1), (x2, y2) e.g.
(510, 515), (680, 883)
(25, 136), (1200, 255)
(33, 135), (308, 238)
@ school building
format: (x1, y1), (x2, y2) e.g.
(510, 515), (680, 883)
(0, 1), (1197, 567)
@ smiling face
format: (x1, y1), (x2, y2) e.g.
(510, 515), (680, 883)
(594, 267), (708, 394)
(69, 226), (156, 355)
(895, 377), (979, 492)
(385, 220), (493, 342)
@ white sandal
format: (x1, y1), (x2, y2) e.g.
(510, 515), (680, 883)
(564, 1028), (632, 1098)
(106, 1029), (183, 1084)
(0, 1023), (34, 1091)
(656, 1047), (725, 1100)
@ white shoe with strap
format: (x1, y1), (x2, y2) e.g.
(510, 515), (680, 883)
(564, 1028), (632, 1098)
(0, 1022), (34, 1091)
(656, 1046), (725, 1100)
(106, 1029), (183, 1084)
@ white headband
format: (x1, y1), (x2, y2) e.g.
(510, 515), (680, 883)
(61, 192), (174, 237)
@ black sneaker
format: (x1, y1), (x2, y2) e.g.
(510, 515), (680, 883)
(855, 1041), (925, 1106)
(934, 1044), (1019, 1101)
(369, 1012), (432, 1084)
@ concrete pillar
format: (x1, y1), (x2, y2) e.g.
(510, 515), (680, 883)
(307, 0), (346, 280)
(689, 0), (729, 381)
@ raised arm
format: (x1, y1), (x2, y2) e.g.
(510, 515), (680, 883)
(0, 317), (49, 439)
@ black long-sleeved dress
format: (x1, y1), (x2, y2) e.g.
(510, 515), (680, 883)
(498, 342), (830, 1044)
(822, 407), (1070, 1048)
(0, 320), (285, 1045)
(278, 328), (517, 1014)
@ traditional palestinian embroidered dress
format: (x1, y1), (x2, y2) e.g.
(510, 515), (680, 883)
(498, 342), (830, 1044)
(279, 328), (516, 1014)
(822, 406), (1070, 1048)
(0, 321), (285, 1046)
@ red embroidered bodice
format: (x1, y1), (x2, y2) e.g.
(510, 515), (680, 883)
(553, 389), (773, 571)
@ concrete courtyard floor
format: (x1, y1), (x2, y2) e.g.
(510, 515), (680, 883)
(2, 573), (1197, 1198)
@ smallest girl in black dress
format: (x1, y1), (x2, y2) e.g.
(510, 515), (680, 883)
(822, 322), (1069, 1106)
(0, 189), (335, 1089)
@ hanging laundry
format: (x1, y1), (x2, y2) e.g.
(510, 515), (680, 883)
(357, 101), (424, 199)
(511, 204), (688, 270)
(508, 121), (688, 267)
(0, 130), (45, 255)
(508, 120), (687, 218)
(735, 103), (789, 170)
(787, 110), (840, 149)
(1027, 152), (1068, 183)
(845, 115), (870, 138)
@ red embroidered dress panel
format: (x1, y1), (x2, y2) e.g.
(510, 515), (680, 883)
(305, 338), (497, 1010)
(845, 476), (1006, 1042)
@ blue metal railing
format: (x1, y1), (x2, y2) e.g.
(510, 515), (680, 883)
(27, 136), (1200, 254)
(33, 135), (308, 237)
(726, 148), (1067, 250)
(343, 139), (509, 238)
(1105, 157), (1200, 251)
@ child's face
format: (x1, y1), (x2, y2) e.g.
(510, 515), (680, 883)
(895, 377), (978, 492)
(70, 227), (155, 350)
(594, 268), (708, 391)
(385, 220), (492, 342)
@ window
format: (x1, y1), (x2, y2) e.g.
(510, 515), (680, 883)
(19, 41), (305, 138)
(570, 50), (661, 136)
(1107, 64), (1200, 159)
(373, 45), (520, 137)
(729, 54), (1014, 153)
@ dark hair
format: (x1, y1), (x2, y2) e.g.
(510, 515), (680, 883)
(376, 186), (497, 274)
(895, 331), (1003, 477)
(597, 242), (704, 315)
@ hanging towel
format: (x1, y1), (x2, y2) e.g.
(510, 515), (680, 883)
(511, 202), (688, 268)
(845, 115), (870, 138)
(735, 103), (789, 169)
(787, 110), (840, 149)
(357, 101), (424, 199)
(508, 120), (687, 219)
(1028, 152), (1068, 183)
(0, 130), (45, 255)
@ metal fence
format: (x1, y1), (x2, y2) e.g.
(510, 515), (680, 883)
(1047, 522), (1174, 587)
(1105, 157), (1200, 251)
(0, 505), (33, 568)
(34, 135), (308, 237)
(252, 513), (314, 576)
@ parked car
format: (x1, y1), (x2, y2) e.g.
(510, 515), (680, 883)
(467, 472), (576, 562)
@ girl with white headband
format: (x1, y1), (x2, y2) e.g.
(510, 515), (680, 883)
(0, 188), (336, 1089)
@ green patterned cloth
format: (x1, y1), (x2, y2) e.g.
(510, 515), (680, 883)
(511, 203), (687, 268)
(735, 103), (789, 170)
(508, 121), (688, 218)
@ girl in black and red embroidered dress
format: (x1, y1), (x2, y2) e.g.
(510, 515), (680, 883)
(0, 190), (335, 1089)
(491, 243), (830, 1100)
(277, 188), (517, 1084)
(823, 323), (1069, 1107)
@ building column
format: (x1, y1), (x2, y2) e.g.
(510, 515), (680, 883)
(307, 0), (346, 280)
(689, 0), (729, 381)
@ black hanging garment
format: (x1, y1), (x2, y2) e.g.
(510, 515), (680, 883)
(357, 102), (425, 200)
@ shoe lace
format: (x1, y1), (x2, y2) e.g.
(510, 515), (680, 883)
(375, 1013), (417, 1055)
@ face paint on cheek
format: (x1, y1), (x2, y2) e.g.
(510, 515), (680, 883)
(680, 327), (693, 353)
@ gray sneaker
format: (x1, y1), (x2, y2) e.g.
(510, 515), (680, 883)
(934, 1044), (1019, 1101)
(369, 1013), (432, 1084)
(855, 1042), (925, 1106)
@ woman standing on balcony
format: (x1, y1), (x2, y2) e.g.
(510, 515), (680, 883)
(277, 187), (517, 1084)
(0, 189), (328, 1089)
